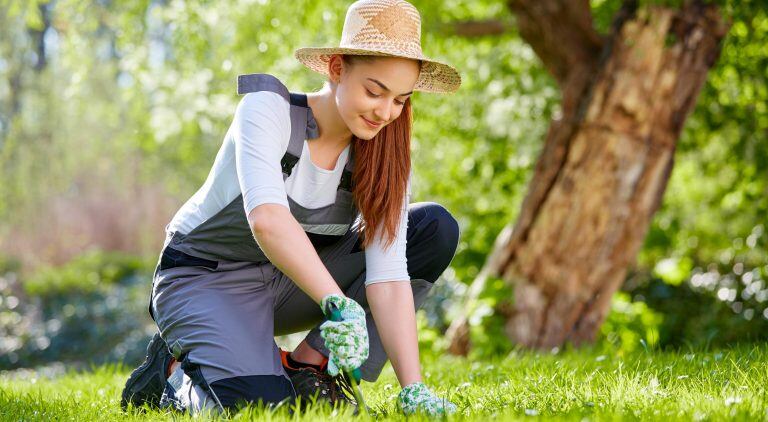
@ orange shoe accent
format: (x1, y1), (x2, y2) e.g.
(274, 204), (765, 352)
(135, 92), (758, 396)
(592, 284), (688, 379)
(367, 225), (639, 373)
(280, 349), (297, 370)
(281, 348), (329, 371)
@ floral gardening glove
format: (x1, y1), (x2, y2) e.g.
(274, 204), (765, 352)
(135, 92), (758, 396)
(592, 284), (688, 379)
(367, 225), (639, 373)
(319, 294), (369, 377)
(398, 382), (457, 417)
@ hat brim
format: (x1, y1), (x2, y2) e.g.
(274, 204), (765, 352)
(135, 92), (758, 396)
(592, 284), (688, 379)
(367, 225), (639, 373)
(294, 47), (461, 94)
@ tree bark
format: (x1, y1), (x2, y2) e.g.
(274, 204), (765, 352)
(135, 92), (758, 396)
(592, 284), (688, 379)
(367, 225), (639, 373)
(28, 2), (51, 72)
(451, 19), (511, 37)
(447, 0), (729, 353)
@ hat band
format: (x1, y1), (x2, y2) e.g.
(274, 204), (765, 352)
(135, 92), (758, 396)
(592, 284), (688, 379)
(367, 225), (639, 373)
(337, 40), (423, 57)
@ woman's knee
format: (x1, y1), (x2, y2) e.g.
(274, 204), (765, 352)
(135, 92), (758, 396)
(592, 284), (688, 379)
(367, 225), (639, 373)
(407, 202), (460, 282)
(413, 202), (459, 253)
(209, 374), (295, 409)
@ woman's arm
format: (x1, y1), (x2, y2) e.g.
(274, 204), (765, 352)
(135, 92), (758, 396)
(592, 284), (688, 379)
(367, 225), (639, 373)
(366, 280), (422, 387)
(249, 203), (343, 304)
(232, 91), (342, 305)
(363, 175), (418, 386)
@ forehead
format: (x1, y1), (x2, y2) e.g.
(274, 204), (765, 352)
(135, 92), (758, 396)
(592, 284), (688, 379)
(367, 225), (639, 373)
(351, 56), (420, 91)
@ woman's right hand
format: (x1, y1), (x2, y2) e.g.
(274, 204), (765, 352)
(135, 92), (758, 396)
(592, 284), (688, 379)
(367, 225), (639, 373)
(319, 294), (369, 376)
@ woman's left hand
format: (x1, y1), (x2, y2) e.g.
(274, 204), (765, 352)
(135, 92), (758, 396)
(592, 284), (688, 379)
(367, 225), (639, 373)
(397, 382), (457, 417)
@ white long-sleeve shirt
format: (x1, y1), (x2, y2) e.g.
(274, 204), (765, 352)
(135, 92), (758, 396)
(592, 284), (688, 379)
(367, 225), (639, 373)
(166, 91), (410, 285)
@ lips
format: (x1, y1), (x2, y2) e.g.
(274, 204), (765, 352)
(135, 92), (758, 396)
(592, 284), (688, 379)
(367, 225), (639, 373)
(361, 116), (382, 128)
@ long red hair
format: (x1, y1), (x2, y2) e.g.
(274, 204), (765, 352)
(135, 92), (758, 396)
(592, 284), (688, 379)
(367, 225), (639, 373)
(343, 55), (414, 251)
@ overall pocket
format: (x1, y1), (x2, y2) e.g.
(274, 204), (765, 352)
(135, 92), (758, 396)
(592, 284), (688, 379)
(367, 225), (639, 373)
(159, 247), (219, 271)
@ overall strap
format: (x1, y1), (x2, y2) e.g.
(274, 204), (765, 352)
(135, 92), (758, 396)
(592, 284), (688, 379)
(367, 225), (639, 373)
(236, 73), (354, 192)
(284, 92), (315, 175)
(339, 151), (354, 191)
(237, 73), (290, 99)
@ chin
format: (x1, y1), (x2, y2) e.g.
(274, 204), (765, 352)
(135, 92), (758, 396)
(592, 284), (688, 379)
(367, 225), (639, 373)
(353, 128), (379, 141)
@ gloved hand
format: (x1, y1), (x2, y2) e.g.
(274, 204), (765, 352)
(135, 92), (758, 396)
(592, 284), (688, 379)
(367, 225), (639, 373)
(319, 294), (369, 377)
(398, 382), (457, 417)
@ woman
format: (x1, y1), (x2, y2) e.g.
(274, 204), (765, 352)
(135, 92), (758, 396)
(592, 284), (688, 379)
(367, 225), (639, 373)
(121, 0), (462, 416)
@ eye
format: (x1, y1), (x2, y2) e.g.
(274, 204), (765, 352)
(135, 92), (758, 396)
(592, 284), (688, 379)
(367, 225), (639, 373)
(367, 87), (406, 105)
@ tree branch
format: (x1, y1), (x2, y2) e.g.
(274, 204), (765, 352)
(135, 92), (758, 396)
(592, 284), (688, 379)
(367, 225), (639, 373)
(451, 19), (512, 37)
(506, 0), (603, 87)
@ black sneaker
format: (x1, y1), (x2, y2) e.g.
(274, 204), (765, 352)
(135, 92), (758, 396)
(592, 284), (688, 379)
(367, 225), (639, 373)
(120, 332), (174, 411)
(280, 350), (357, 411)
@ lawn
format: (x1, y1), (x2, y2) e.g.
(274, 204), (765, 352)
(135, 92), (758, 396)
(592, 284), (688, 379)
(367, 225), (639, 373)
(1, 344), (766, 421)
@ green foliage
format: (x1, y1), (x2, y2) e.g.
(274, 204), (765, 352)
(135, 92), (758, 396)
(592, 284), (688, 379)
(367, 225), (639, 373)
(23, 250), (150, 297)
(0, 255), (22, 274)
(652, 256), (693, 286)
(599, 292), (664, 354)
(465, 277), (515, 360)
(628, 268), (768, 349)
(0, 250), (155, 370)
(414, 311), (442, 360)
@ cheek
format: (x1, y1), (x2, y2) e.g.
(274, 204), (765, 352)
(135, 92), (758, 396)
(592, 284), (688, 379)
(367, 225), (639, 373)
(348, 93), (371, 113)
(339, 103), (360, 127)
(339, 97), (371, 124)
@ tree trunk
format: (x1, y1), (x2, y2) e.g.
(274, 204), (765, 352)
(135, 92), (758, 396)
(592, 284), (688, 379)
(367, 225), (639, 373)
(447, 0), (729, 353)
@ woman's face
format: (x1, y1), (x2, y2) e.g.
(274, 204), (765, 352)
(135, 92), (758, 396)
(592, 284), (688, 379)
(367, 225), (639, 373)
(332, 55), (420, 140)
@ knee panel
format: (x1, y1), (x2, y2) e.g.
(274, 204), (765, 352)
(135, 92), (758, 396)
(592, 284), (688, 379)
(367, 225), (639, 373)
(209, 375), (295, 409)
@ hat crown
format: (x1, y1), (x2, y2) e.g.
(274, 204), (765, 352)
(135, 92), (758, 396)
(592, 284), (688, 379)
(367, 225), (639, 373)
(339, 0), (423, 57)
(293, 0), (461, 93)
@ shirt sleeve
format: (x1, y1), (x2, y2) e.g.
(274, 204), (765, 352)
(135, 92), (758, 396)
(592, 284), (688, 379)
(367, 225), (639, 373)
(364, 172), (412, 285)
(231, 91), (292, 218)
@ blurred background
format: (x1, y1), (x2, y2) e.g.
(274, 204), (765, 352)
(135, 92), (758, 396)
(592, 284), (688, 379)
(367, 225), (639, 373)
(0, 0), (766, 372)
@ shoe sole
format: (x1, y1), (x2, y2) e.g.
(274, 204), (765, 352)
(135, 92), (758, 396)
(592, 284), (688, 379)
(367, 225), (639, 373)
(120, 333), (169, 411)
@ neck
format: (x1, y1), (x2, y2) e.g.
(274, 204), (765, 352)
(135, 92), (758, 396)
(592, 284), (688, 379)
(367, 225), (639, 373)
(306, 85), (353, 151)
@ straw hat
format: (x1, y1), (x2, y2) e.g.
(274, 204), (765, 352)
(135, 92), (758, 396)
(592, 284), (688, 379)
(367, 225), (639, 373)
(294, 0), (461, 94)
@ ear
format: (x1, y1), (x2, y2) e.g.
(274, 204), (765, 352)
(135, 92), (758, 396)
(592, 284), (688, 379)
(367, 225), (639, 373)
(327, 54), (344, 84)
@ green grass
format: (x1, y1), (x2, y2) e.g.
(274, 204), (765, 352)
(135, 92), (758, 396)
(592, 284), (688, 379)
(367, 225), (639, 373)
(1, 344), (767, 421)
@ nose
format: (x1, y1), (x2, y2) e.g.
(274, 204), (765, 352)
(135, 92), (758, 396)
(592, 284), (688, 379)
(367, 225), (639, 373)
(373, 100), (393, 123)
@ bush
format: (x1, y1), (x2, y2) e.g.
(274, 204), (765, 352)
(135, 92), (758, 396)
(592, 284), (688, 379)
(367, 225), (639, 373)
(23, 250), (148, 297)
(0, 250), (157, 370)
(629, 273), (768, 349)
(598, 292), (663, 354)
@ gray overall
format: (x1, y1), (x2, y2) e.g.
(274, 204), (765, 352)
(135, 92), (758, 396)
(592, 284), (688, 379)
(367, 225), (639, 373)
(149, 73), (460, 410)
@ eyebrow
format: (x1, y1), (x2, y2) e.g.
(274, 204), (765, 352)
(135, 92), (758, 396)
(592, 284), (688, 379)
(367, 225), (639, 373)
(366, 78), (413, 96)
